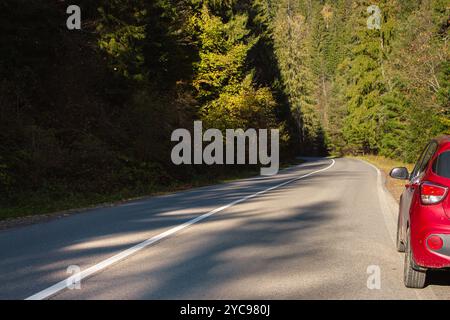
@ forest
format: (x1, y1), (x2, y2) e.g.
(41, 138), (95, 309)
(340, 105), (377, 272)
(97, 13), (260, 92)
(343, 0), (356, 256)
(0, 0), (448, 217)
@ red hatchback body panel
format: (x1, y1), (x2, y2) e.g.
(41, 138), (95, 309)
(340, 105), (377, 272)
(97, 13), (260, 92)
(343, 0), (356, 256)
(403, 137), (450, 269)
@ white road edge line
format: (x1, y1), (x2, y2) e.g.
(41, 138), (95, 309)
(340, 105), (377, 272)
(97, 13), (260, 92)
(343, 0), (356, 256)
(360, 159), (437, 300)
(26, 159), (336, 300)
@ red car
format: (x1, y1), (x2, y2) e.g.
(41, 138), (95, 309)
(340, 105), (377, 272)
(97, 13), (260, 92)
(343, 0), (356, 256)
(390, 135), (450, 288)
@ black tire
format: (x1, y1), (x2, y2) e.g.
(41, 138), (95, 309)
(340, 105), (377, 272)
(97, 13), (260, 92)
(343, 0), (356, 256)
(396, 215), (405, 252)
(404, 230), (427, 288)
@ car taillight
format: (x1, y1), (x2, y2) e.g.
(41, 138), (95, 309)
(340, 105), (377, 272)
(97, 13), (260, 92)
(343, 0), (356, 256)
(427, 235), (444, 250)
(420, 182), (448, 205)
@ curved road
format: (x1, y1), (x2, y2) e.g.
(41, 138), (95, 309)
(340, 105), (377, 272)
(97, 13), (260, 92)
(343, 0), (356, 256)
(0, 158), (449, 299)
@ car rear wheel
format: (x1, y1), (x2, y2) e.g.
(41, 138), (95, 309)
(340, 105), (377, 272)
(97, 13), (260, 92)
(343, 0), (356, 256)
(396, 214), (405, 252)
(404, 230), (427, 288)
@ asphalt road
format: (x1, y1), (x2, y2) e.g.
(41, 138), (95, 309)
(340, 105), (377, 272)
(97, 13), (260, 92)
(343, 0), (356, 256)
(1, 157), (450, 300)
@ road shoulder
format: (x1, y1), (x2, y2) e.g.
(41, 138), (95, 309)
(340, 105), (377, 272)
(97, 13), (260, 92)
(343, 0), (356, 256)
(355, 157), (438, 300)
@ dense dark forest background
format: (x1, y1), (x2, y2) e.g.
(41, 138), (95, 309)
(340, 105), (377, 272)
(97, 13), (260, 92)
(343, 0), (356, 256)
(0, 0), (448, 217)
